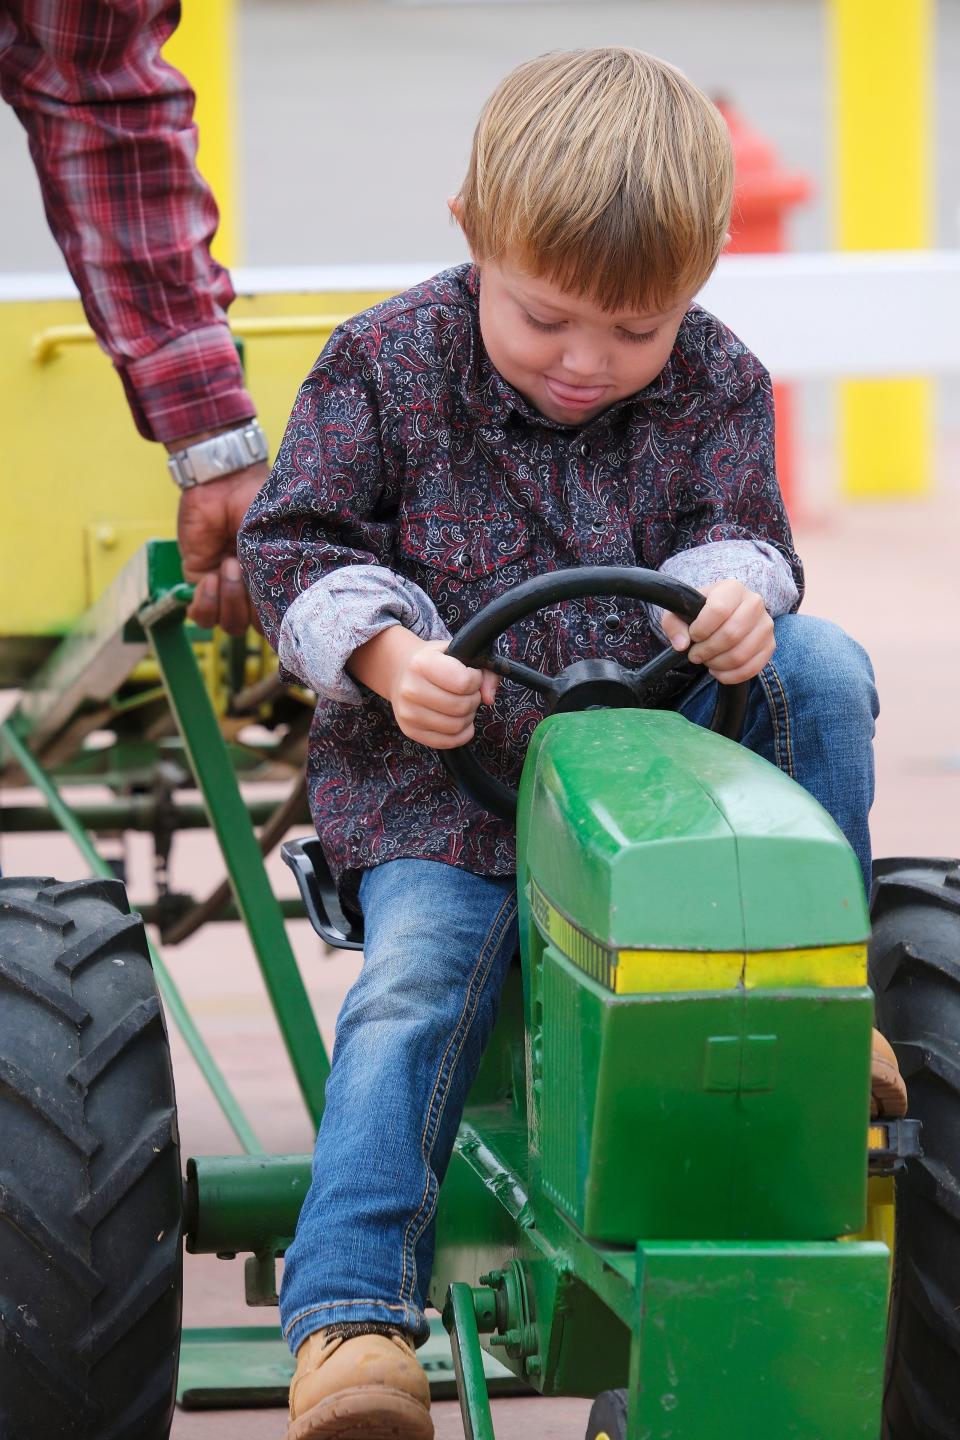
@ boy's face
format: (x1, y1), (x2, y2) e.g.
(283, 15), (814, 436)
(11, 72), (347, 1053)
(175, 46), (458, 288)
(477, 258), (689, 425)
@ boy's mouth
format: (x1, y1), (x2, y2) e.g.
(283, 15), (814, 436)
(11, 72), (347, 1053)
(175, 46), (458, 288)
(544, 376), (608, 410)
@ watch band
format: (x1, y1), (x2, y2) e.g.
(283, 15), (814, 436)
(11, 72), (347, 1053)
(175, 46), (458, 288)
(167, 420), (269, 489)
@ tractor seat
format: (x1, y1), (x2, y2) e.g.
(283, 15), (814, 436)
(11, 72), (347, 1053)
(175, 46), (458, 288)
(281, 837), (364, 950)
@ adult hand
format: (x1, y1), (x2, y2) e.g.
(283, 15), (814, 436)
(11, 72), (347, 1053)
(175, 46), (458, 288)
(175, 464), (267, 634)
(661, 578), (775, 685)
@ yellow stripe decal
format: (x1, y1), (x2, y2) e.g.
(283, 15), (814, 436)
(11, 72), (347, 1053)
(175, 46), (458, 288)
(530, 882), (867, 993)
(529, 880), (616, 989)
(614, 950), (743, 994)
(612, 942), (865, 993)
(744, 944), (867, 990)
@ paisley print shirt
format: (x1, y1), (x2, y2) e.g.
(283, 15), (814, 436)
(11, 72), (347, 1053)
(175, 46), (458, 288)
(238, 265), (803, 906)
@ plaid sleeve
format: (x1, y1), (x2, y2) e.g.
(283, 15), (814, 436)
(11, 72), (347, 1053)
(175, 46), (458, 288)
(0, 0), (255, 442)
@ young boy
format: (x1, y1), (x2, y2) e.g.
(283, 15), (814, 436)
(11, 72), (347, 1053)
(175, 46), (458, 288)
(239, 47), (902, 1440)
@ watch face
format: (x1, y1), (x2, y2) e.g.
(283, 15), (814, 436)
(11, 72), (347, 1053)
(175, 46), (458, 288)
(208, 436), (235, 474)
(168, 423), (266, 487)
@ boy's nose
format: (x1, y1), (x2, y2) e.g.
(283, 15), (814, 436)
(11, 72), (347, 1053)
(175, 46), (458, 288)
(560, 341), (606, 382)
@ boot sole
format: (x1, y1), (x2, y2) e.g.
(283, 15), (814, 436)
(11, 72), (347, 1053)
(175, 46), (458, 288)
(287, 1386), (434, 1440)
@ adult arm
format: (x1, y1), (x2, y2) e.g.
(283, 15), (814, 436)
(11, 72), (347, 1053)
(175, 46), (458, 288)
(0, 0), (262, 630)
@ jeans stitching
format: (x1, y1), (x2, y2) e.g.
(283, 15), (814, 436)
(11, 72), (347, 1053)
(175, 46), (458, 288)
(759, 662), (795, 779)
(770, 663), (796, 777)
(399, 890), (516, 1302)
(283, 1297), (419, 1342)
(757, 668), (781, 769)
(399, 891), (517, 1304)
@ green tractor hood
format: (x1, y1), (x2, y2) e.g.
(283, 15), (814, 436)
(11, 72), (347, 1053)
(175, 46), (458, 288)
(517, 707), (869, 960)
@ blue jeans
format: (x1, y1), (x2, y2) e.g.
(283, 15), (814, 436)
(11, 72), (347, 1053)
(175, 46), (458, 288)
(279, 612), (877, 1352)
(280, 860), (519, 1351)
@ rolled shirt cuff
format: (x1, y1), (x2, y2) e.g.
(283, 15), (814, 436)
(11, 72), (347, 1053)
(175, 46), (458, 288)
(118, 324), (256, 443)
(649, 539), (800, 638)
(278, 565), (451, 703)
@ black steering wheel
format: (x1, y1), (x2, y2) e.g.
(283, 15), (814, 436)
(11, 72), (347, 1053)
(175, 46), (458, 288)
(441, 566), (749, 820)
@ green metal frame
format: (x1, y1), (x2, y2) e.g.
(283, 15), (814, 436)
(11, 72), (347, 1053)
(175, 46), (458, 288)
(0, 719), (263, 1155)
(443, 1284), (497, 1440)
(177, 1315), (522, 1411)
(143, 602), (329, 1125)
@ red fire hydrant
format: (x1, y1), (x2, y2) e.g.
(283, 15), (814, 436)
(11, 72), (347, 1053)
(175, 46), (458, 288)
(715, 98), (812, 516)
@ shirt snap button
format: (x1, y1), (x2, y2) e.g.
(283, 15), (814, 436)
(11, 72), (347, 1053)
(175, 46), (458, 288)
(604, 613), (621, 632)
(591, 520), (605, 533)
(579, 441), (592, 458)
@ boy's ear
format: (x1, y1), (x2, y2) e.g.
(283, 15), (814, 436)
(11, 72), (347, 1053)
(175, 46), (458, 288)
(448, 195), (478, 262)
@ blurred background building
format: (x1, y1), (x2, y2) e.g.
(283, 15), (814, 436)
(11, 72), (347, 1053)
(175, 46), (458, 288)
(6, 0), (959, 265)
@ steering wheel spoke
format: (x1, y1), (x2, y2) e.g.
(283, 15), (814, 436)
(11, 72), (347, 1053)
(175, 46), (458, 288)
(475, 652), (559, 698)
(624, 643), (693, 695)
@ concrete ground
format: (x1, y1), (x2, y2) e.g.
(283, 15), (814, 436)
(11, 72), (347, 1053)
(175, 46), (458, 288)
(1, 468), (957, 1438)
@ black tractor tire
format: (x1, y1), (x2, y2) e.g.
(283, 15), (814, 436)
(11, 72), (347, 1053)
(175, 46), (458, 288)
(585, 1387), (628, 1439)
(0, 875), (182, 1440)
(870, 857), (960, 1440)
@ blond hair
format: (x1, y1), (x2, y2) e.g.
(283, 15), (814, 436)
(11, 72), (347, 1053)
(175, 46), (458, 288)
(456, 47), (733, 312)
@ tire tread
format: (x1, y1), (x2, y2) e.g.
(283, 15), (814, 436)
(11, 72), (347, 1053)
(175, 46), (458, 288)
(0, 877), (181, 1440)
(871, 857), (960, 1440)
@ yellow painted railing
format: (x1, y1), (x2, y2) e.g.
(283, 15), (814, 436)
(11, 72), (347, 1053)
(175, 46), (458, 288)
(31, 317), (356, 365)
(1, 291), (389, 638)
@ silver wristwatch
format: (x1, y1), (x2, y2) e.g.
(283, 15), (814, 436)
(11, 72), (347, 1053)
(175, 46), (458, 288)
(167, 420), (269, 489)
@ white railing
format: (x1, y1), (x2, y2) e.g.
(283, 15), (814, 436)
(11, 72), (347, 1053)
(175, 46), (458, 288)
(3, 251), (960, 380)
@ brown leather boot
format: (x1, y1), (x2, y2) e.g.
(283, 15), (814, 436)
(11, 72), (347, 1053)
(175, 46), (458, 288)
(286, 1327), (433, 1439)
(871, 1028), (908, 1119)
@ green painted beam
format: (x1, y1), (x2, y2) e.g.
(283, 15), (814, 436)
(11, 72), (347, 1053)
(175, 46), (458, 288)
(143, 605), (330, 1127)
(444, 1284), (498, 1440)
(0, 797), (281, 833)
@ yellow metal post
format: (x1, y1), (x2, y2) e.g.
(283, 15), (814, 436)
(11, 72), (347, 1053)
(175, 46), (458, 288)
(830, 0), (934, 497)
(164, 0), (238, 265)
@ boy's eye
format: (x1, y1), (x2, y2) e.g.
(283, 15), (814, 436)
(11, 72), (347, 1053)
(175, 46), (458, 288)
(619, 327), (658, 345)
(524, 312), (564, 333)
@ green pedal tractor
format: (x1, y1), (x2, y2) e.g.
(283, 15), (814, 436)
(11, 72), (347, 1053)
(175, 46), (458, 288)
(1, 549), (958, 1439)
